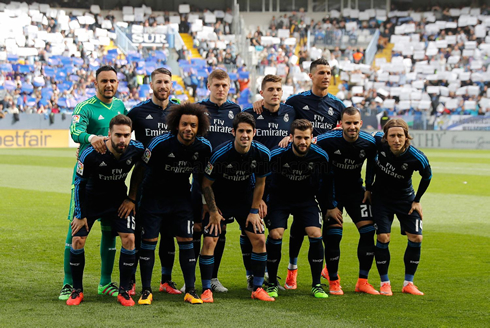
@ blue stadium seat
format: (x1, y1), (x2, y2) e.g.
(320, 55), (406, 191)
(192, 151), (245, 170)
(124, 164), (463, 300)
(26, 97), (37, 107)
(0, 63), (12, 72)
(44, 67), (56, 77)
(21, 83), (34, 94)
(139, 84), (151, 98)
(72, 58), (84, 66)
(228, 72), (238, 81)
(239, 71), (250, 79)
(7, 54), (18, 62)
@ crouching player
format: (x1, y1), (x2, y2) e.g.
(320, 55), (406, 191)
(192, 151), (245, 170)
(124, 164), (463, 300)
(67, 115), (144, 306)
(200, 112), (273, 302)
(265, 119), (329, 299)
(371, 118), (432, 296)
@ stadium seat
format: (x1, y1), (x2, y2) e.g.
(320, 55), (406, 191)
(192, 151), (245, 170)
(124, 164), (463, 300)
(21, 83), (34, 94)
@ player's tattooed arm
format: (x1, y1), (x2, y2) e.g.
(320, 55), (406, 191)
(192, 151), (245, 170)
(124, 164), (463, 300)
(202, 178), (224, 235)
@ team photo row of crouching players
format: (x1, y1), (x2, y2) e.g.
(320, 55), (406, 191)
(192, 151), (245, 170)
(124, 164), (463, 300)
(60, 63), (431, 307)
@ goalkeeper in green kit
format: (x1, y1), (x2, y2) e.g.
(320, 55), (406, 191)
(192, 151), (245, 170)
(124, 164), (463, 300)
(59, 66), (128, 300)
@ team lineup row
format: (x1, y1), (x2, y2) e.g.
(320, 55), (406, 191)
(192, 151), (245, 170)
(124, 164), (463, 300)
(60, 60), (431, 306)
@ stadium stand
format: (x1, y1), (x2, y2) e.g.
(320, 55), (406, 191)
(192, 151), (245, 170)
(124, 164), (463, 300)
(1, 1), (489, 131)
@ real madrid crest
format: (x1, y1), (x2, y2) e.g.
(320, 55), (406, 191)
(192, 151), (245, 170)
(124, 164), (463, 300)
(126, 158), (132, 165)
(401, 163), (408, 170)
(250, 160), (257, 169)
(359, 150), (365, 159)
(308, 162), (314, 170)
(192, 152), (199, 160)
(284, 113), (289, 122)
(328, 107), (334, 116)
(228, 110), (234, 119)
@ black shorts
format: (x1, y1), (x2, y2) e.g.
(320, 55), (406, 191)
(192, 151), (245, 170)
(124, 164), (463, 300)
(74, 214), (135, 237)
(139, 196), (194, 239)
(324, 196), (373, 227)
(266, 198), (322, 231)
(372, 194), (422, 236)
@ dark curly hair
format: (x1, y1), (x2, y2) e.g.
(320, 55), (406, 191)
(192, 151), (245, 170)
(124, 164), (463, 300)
(166, 103), (210, 136)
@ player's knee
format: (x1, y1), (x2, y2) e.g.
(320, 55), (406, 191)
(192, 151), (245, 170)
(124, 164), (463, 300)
(306, 228), (322, 239)
(408, 234), (422, 243)
(268, 229), (283, 240)
(121, 234), (135, 250)
(202, 236), (218, 254)
(377, 233), (390, 243)
(72, 236), (86, 249)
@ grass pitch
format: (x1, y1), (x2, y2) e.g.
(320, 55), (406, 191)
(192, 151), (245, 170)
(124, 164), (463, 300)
(0, 148), (489, 327)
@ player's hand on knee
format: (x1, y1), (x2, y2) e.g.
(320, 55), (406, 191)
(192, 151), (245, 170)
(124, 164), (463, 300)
(252, 99), (264, 114)
(208, 212), (224, 235)
(71, 217), (89, 235)
(258, 200), (268, 219)
(409, 201), (423, 219)
(90, 135), (108, 154)
(326, 207), (343, 225)
(246, 213), (264, 234)
(118, 198), (136, 218)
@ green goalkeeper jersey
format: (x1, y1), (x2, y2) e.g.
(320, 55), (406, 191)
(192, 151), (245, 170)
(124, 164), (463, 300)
(70, 96), (128, 152)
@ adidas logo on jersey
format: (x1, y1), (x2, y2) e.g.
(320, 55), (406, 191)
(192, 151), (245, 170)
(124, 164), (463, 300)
(381, 151), (386, 157)
(168, 153), (175, 158)
(283, 163), (290, 168)
(303, 105), (309, 110)
(146, 114), (153, 119)
(99, 161), (107, 167)
(334, 150), (341, 155)
(226, 164), (233, 168)
(257, 115), (264, 120)
(98, 115), (104, 120)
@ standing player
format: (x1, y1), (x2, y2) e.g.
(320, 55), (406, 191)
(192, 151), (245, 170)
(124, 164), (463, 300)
(243, 74), (294, 289)
(265, 119), (329, 299)
(66, 115), (144, 307)
(130, 103), (211, 305)
(315, 107), (379, 295)
(371, 119), (432, 296)
(59, 66), (126, 300)
(127, 67), (182, 295)
(253, 58), (345, 289)
(190, 69), (241, 293)
(200, 112), (273, 302)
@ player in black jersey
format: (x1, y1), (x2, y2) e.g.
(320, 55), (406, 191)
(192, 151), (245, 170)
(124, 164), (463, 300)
(371, 119), (432, 296)
(190, 69), (241, 293)
(126, 68), (181, 296)
(126, 103), (212, 305)
(265, 119), (329, 299)
(242, 74), (294, 290)
(315, 107), (379, 295)
(67, 115), (144, 307)
(200, 112), (274, 302)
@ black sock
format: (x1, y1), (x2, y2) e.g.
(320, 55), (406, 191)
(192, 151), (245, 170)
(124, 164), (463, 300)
(404, 241), (421, 281)
(240, 234), (252, 276)
(178, 241), (196, 291)
(289, 223), (305, 266)
(251, 252), (267, 291)
(119, 247), (135, 291)
(192, 230), (202, 261)
(212, 230), (226, 279)
(199, 254), (214, 291)
(358, 225), (376, 279)
(375, 240), (390, 282)
(70, 247), (85, 291)
(266, 237), (282, 286)
(139, 241), (157, 291)
(308, 237), (324, 286)
(159, 234), (175, 283)
(323, 228), (342, 281)
(132, 218), (143, 284)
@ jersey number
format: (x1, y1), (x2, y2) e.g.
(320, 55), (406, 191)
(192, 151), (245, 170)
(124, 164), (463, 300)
(126, 216), (135, 230)
(187, 220), (194, 235)
(360, 204), (372, 218)
(415, 219), (423, 232)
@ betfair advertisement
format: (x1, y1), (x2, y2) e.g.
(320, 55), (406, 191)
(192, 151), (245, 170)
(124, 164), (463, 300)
(0, 130), (69, 148)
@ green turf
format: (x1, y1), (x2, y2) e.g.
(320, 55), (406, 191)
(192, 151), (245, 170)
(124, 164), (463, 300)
(1, 148), (489, 327)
